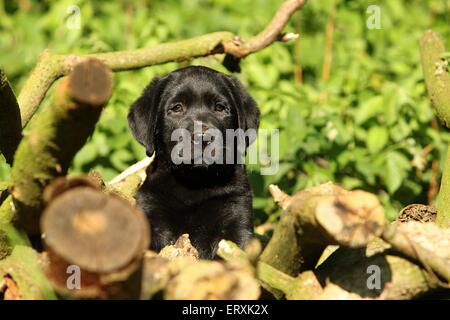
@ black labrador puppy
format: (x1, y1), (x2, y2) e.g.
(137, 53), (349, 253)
(128, 66), (260, 259)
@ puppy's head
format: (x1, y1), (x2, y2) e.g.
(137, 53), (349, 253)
(128, 66), (260, 168)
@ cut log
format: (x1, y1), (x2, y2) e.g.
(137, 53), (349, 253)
(164, 260), (260, 300)
(140, 251), (172, 299)
(218, 236), (446, 300)
(314, 246), (440, 300)
(40, 179), (149, 299)
(260, 183), (385, 277)
(8, 58), (113, 235)
(252, 184), (450, 299)
(140, 235), (261, 300)
(382, 221), (450, 283)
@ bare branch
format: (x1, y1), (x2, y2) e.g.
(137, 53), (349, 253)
(108, 156), (152, 185)
(223, 0), (306, 58)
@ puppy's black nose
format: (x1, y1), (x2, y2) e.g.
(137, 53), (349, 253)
(193, 132), (204, 145)
(193, 132), (215, 145)
(203, 131), (215, 145)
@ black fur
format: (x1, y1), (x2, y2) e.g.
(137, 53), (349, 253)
(128, 66), (260, 259)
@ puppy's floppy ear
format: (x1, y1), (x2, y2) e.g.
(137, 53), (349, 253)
(226, 76), (260, 146)
(128, 76), (168, 156)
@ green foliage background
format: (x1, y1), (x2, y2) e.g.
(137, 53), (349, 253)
(0, 0), (449, 226)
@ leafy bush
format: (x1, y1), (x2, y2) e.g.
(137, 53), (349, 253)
(1, 0), (449, 225)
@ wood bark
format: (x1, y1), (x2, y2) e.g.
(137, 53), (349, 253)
(141, 235), (260, 300)
(0, 245), (56, 299)
(5, 58), (113, 235)
(230, 183), (450, 299)
(420, 30), (450, 227)
(259, 183), (385, 276)
(3, 2), (450, 301)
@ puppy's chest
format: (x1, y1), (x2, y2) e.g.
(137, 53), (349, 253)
(146, 185), (242, 229)
(156, 191), (234, 222)
(144, 172), (245, 208)
(139, 171), (251, 232)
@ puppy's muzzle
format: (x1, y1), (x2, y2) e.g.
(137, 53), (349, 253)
(193, 131), (215, 147)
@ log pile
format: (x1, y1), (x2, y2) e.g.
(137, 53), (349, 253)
(0, 1), (450, 300)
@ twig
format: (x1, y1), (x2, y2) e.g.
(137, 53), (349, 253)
(108, 156), (152, 185)
(321, 2), (336, 82)
(224, 0), (306, 58)
(105, 156), (153, 205)
(268, 184), (292, 210)
(318, 2), (336, 103)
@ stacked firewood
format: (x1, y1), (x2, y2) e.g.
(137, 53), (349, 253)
(0, 0), (449, 300)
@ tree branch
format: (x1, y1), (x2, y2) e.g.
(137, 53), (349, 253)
(9, 58), (113, 235)
(420, 30), (450, 127)
(105, 157), (152, 204)
(18, 0), (305, 128)
(437, 146), (450, 227)
(255, 184), (450, 299)
(223, 0), (305, 58)
(382, 222), (450, 283)
(259, 183), (385, 276)
(0, 245), (56, 299)
(420, 30), (450, 227)
(315, 246), (440, 300)
(217, 234), (442, 300)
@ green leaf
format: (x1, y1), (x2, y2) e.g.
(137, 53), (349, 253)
(384, 151), (410, 194)
(246, 63), (279, 89)
(253, 197), (268, 210)
(111, 149), (133, 171)
(73, 143), (98, 166)
(366, 126), (389, 154)
(354, 96), (384, 124)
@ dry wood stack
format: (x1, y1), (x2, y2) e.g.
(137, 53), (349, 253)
(1, 1), (450, 300)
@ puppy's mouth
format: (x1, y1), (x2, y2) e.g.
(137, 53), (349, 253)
(192, 132), (215, 147)
(192, 139), (213, 146)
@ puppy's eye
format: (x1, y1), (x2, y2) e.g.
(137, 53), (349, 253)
(170, 103), (184, 113)
(214, 103), (226, 112)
